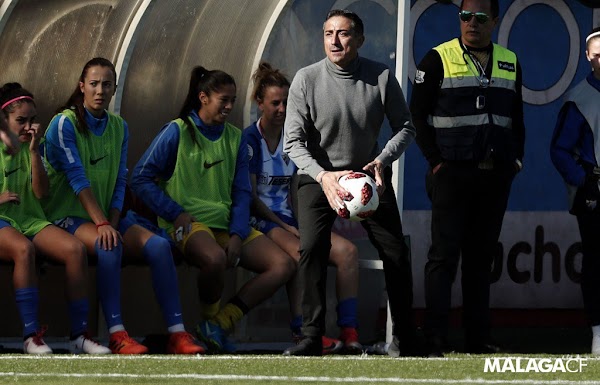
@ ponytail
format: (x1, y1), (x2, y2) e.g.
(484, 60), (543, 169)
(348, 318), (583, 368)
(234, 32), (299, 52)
(178, 66), (236, 146)
(251, 62), (290, 103)
(56, 57), (116, 135)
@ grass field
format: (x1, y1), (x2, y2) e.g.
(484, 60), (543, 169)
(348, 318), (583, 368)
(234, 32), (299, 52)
(0, 353), (599, 385)
(0, 327), (598, 384)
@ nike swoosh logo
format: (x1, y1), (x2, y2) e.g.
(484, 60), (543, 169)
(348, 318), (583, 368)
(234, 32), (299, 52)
(204, 159), (224, 169)
(90, 155), (107, 165)
(24, 322), (35, 328)
(111, 313), (120, 319)
(205, 323), (217, 337)
(4, 167), (20, 177)
(174, 313), (182, 317)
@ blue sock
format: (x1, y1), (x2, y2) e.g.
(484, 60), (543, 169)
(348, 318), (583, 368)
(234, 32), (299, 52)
(336, 297), (358, 328)
(290, 315), (302, 336)
(143, 235), (183, 328)
(68, 298), (89, 338)
(15, 287), (39, 337)
(95, 240), (123, 329)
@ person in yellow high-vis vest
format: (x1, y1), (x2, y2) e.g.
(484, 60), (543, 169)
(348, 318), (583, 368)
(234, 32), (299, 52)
(411, 0), (525, 357)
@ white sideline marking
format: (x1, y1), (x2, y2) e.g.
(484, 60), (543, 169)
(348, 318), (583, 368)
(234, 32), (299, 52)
(0, 354), (598, 361)
(0, 372), (600, 384)
(0, 354), (383, 361)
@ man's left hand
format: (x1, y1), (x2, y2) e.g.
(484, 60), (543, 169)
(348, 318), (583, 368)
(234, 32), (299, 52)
(363, 159), (385, 196)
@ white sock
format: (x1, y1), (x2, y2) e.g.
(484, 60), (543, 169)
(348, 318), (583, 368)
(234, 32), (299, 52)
(168, 324), (185, 333)
(108, 324), (126, 334)
(592, 331), (600, 355)
(592, 325), (600, 336)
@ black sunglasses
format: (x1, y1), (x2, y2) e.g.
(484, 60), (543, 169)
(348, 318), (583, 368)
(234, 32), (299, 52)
(459, 10), (490, 24)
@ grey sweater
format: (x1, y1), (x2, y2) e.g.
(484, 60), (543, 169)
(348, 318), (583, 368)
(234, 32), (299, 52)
(283, 56), (416, 180)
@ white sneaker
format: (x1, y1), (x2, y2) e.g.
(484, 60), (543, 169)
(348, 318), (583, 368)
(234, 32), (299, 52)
(23, 331), (53, 354)
(592, 334), (600, 356)
(70, 333), (111, 354)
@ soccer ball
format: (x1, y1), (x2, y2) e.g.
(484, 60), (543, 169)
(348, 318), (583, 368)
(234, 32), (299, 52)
(337, 172), (379, 221)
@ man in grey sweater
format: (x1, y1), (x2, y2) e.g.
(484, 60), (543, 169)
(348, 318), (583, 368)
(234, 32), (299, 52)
(283, 9), (418, 356)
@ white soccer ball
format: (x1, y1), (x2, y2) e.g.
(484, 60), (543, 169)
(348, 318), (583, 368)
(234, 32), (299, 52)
(337, 172), (379, 221)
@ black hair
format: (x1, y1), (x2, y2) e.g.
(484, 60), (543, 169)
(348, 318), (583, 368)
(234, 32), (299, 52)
(56, 57), (116, 135)
(251, 62), (290, 103)
(460, 0), (499, 18)
(325, 9), (364, 36)
(178, 66), (236, 146)
(0, 82), (35, 117)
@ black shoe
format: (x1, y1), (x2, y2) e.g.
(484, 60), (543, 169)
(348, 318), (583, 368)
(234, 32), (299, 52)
(283, 336), (322, 356)
(388, 334), (424, 357)
(427, 346), (444, 358)
(464, 341), (506, 354)
(425, 336), (446, 358)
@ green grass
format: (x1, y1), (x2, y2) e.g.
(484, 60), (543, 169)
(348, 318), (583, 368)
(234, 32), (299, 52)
(0, 354), (599, 385)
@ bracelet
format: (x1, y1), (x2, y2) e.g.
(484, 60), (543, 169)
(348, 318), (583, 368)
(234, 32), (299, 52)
(96, 221), (111, 229)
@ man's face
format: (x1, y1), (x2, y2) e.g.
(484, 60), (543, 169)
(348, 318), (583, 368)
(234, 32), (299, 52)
(460, 0), (498, 48)
(587, 38), (600, 79)
(323, 15), (364, 68)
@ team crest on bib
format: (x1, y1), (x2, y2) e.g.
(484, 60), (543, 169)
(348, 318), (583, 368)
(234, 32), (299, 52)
(282, 152), (290, 165)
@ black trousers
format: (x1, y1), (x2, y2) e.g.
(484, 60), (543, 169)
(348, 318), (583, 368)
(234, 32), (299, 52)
(296, 168), (414, 338)
(576, 211), (600, 326)
(424, 162), (514, 344)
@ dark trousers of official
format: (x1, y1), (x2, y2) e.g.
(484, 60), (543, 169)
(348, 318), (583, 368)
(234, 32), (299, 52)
(296, 168), (414, 339)
(424, 162), (514, 345)
(576, 211), (600, 326)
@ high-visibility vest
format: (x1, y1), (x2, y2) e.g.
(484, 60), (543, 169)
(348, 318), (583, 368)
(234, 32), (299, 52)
(431, 38), (517, 162)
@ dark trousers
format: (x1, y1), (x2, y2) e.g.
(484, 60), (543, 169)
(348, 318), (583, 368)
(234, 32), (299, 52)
(576, 211), (600, 326)
(296, 168), (414, 338)
(424, 162), (513, 344)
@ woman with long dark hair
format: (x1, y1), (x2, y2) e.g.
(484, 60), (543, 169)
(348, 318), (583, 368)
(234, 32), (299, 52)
(44, 58), (203, 355)
(131, 66), (295, 353)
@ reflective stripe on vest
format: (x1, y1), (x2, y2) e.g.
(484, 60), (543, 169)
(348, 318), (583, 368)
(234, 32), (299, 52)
(429, 113), (513, 129)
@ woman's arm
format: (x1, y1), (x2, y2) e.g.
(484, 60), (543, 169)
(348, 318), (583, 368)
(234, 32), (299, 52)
(29, 123), (48, 199)
(45, 114), (91, 195)
(130, 122), (185, 221)
(107, 121), (129, 227)
(229, 135), (251, 240)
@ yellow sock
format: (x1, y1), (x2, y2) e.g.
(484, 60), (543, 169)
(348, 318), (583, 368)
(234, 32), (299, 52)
(213, 303), (244, 332)
(201, 300), (220, 320)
